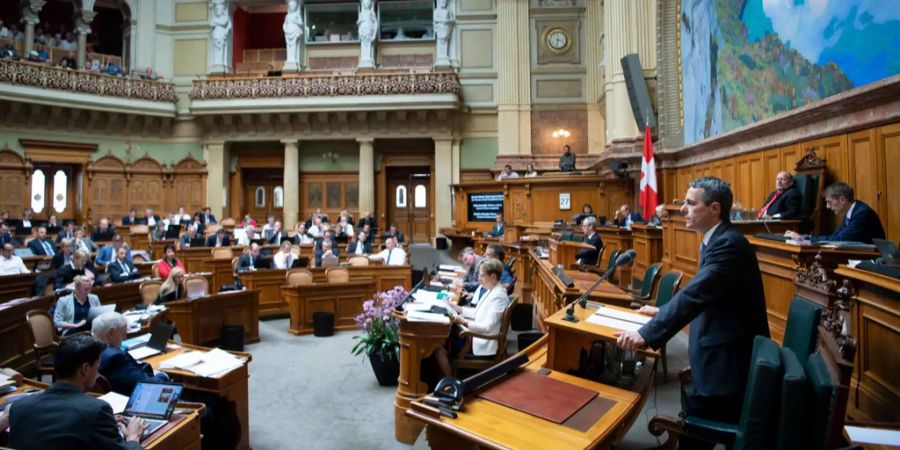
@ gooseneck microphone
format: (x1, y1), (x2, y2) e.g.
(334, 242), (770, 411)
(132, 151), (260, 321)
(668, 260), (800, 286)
(563, 249), (637, 323)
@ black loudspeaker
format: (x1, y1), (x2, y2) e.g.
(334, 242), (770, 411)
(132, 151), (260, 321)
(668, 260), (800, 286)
(620, 54), (657, 130)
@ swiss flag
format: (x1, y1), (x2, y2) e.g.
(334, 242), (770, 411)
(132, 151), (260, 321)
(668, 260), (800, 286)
(640, 124), (658, 218)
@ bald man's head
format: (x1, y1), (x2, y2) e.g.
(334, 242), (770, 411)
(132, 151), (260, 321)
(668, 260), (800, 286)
(775, 171), (793, 191)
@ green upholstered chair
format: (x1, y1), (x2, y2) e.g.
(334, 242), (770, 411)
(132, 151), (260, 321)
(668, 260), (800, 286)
(606, 250), (619, 282)
(629, 262), (662, 301)
(775, 347), (809, 450)
(681, 336), (784, 449)
(805, 352), (839, 450)
(652, 270), (684, 380)
(782, 295), (823, 362)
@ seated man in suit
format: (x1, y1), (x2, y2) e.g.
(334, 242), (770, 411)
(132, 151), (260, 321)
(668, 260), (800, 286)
(93, 312), (169, 395)
(266, 221), (289, 245)
(55, 221), (75, 243)
(357, 211), (376, 230)
(96, 235), (131, 272)
(758, 171), (803, 219)
(45, 213), (60, 230)
(489, 213), (505, 238)
(237, 243), (271, 272)
(90, 218), (115, 242)
(0, 242), (30, 275)
(201, 206), (217, 225)
(51, 238), (74, 270)
(575, 217), (603, 266)
(261, 215), (278, 240)
(5, 334), (146, 450)
(0, 223), (17, 247)
(206, 227), (232, 247)
(27, 226), (57, 256)
(484, 244), (515, 289)
(616, 177), (770, 450)
(73, 226), (98, 254)
(121, 208), (138, 225)
(16, 208), (35, 235)
(784, 182), (885, 244)
(347, 230), (372, 255)
(314, 239), (339, 267)
(292, 222), (315, 245)
(373, 237), (406, 266)
(140, 208), (159, 227)
(612, 204), (644, 228)
(457, 248), (484, 294)
(178, 225), (201, 250)
(382, 223), (405, 244)
(54, 250), (95, 290)
(108, 246), (139, 283)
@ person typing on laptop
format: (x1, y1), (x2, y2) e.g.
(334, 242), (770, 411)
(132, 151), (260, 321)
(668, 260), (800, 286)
(93, 312), (170, 395)
(5, 334), (147, 450)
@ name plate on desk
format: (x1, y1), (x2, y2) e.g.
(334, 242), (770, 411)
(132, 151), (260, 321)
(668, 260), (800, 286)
(477, 371), (603, 424)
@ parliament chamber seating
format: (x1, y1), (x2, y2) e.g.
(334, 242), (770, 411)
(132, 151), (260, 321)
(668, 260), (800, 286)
(455, 296), (519, 371)
(325, 267), (350, 283)
(286, 269), (314, 287)
(347, 255), (370, 266)
(24, 309), (59, 382)
(139, 280), (162, 305)
(629, 262), (662, 302)
(643, 270), (684, 380)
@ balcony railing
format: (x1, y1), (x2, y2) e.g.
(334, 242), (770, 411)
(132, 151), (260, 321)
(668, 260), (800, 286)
(0, 59), (177, 103)
(190, 70), (460, 100)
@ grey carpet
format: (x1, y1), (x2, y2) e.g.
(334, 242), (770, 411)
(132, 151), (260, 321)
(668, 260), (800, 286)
(246, 318), (691, 449)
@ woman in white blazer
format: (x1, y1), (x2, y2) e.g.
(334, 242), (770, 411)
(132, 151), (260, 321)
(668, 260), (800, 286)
(435, 259), (509, 377)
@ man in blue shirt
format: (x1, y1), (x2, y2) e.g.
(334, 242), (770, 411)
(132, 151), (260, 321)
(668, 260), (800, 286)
(484, 244), (514, 290)
(95, 235), (132, 272)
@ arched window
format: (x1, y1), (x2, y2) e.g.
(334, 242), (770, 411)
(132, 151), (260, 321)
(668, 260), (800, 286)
(53, 170), (67, 213)
(273, 186), (284, 208)
(255, 186), (266, 207)
(395, 185), (407, 208)
(414, 184), (427, 208)
(31, 170), (45, 213)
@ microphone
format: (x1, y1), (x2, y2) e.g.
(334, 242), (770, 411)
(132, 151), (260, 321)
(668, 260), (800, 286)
(563, 248), (637, 323)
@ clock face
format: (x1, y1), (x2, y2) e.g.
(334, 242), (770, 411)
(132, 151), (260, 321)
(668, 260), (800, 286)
(546, 29), (570, 53)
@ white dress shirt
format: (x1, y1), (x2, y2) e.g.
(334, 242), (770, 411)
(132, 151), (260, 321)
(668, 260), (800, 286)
(273, 251), (295, 269)
(0, 255), (30, 275)
(374, 247), (407, 266)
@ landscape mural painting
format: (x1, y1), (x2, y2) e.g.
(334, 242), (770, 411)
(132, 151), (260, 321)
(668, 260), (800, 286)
(682, 0), (900, 144)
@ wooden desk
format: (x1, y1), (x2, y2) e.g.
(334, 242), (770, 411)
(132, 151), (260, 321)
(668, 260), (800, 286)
(393, 309), (452, 444)
(240, 268), (289, 317)
(22, 256), (51, 271)
(0, 295), (55, 372)
(596, 226), (633, 289)
(549, 239), (595, 268)
(94, 280), (144, 311)
(151, 239), (178, 260)
(130, 230), (151, 252)
(439, 228), (477, 260)
(630, 224), (663, 283)
(282, 280), (375, 335)
(177, 247), (224, 274)
(146, 343), (252, 450)
(0, 272), (41, 302)
(203, 257), (237, 291)
(531, 251), (633, 323)
(661, 205), (800, 283)
(306, 265), (412, 292)
(545, 303), (659, 374)
(748, 237), (878, 341)
(165, 290), (260, 346)
(0, 377), (202, 450)
(405, 335), (645, 450)
(834, 265), (900, 424)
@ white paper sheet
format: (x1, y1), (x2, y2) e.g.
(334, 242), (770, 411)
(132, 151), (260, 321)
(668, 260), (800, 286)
(406, 311), (451, 324)
(412, 290), (441, 303)
(158, 350), (205, 370)
(192, 348), (243, 378)
(844, 426), (900, 446)
(98, 392), (130, 414)
(593, 307), (651, 325)
(128, 346), (161, 360)
(403, 303), (433, 312)
(585, 314), (643, 332)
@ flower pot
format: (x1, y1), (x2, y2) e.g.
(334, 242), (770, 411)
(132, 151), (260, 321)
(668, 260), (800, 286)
(368, 351), (400, 386)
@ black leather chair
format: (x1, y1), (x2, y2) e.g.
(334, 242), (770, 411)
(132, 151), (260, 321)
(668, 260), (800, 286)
(782, 295), (823, 361)
(629, 262), (662, 301)
(805, 352), (839, 450)
(774, 347), (808, 450)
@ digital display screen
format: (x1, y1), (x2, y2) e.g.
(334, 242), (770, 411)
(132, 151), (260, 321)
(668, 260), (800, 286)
(468, 192), (504, 222)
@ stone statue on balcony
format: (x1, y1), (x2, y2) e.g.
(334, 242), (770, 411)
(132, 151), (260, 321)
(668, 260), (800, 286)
(357, 0), (377, 69)
(208, 0), (232, 73)
(282, 0), (303, 72)
(433, 0), (455, 68)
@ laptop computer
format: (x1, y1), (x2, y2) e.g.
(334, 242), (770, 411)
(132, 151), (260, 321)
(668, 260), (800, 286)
(123, 381), (185, 438)
(873, 239), (900, 266)
(290, 256), (310, 268)
(127, 322), (175, 360)
(189, 237), (206, 248)
(94, 230), (116, 242)
(88, 304), (116, 321)
(13, 248), (33, 257)
(164, 225), (182, 240)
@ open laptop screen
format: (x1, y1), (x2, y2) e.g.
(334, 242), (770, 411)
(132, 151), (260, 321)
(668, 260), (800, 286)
(125, 381), (184, 420)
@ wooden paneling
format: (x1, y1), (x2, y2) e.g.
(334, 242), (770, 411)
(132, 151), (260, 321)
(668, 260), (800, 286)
(166, 290), (260, 346)
(0, 150), (28, 215)
(299, 173), (359, 222)
(283, 280), (375, 335)
(879, 123), (900, 242)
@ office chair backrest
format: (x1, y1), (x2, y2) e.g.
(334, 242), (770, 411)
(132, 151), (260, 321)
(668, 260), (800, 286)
(26, 310), (57, 350)
(804, 352), (838, 450)
(286, 269), (314, 287)
(151, 263), (160, 279)
(211, 247), (233, 260)
(347, 255), (370, 267)
(183, 275), (209, 298)
(654, 270), (683, 308)
(775, 347), (809, 450)
(639, 263), (663, 298)
(733, 336), (783, 450)
(782, 295), (822, 362)
(140, 281), (162, 305)
(606, 250), (620, 273)
(325, 267), (350, 283)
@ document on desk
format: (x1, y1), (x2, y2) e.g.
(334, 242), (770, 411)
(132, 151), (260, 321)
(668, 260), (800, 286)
(406, 310), (450, 324)
(844, 425), (900, 446)
(592, 307), (651, 325)
(159, 348), (243, 377)
(98, 391), (130, 414)
(585, 315), (643, 332)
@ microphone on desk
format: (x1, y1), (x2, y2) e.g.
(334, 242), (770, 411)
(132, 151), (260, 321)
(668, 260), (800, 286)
(563, 249), (637, 323)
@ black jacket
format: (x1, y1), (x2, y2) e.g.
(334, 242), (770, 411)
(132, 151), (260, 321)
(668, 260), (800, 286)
(266, 231), (289, 245)
(206, 234), (232, 247)
(27, 238), (56, 256)
(347, 241), (372, 255)
(810, 201), (885, 244)
(638, 222), (770, 397)
(236, 253), (271, 272)
(760, 185), (803, 219)
(8, 382), (143, 450)
(108, 259), (138, 283)
(50, 252), (72, 270)
(575, 232), (603, 266)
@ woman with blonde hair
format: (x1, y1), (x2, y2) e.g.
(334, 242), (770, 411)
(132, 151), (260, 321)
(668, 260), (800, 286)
(156, 267), (185, 304)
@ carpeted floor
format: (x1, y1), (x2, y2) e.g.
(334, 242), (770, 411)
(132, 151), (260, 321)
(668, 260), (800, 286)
(245, 318), (690, 450)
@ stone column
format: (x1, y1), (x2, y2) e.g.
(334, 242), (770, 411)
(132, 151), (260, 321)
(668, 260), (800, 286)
(282, 139), (300, 229)
(586, 0), (606, 153)
(21, 0), (45, 57)
(603, 0), (657, 143)
(203, 141), (229, 219)
(450, 139), (461, 184)
(75, 13), (95, 70)
(357, 138), (375, 219)
(497, 0), (531, 156)
(121, 20), (137, 74)
(434, 138), (453, 233)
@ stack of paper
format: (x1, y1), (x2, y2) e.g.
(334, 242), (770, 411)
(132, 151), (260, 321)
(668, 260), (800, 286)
(406, 310), (451, 324)
(585, 307), (651, 332)
(159, 348), (244, 378)
(98, 391), (130, 414)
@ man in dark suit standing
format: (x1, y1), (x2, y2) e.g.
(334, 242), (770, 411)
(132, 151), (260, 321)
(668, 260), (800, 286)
(27, 226), (57, 256)
(489, 213), (505, 238)
(201, 207), (218, 225)
(616, 177), (769, 450)
(5, 334), (146, 449)
(575, 217), (603, 266)
(206, 228), (232, 247)
(785, 182), (885, 244)
(758, 171), (803, 219)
